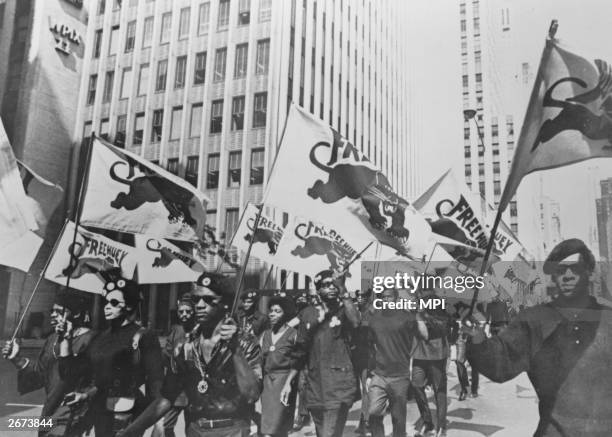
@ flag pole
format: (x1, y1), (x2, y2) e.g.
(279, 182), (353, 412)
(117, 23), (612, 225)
(337, 241), (374, 277)
(65, 133), (96, 291)
(229, 205), (265, 317)
(468, 20), (559, 315)
(216, 202), (252, 273)
(7, 220), (69, 346)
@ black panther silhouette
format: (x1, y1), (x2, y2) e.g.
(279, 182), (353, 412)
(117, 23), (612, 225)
(61, 242), (115, 279)
(532, 59), (612, 151)
(307, 137), (411, 239)
(110, 160), (197, 227)
(429, 218), (482, 267)
(291, 236), (352, 274)
(245, 228), (279, 254)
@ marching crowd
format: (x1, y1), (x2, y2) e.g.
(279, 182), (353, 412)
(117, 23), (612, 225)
(2, 238), (612, 437)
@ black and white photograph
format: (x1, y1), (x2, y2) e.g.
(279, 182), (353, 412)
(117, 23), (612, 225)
(0, 0), (611, 436)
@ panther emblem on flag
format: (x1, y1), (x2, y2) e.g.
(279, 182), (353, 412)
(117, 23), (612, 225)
(533, 59), (612, 151)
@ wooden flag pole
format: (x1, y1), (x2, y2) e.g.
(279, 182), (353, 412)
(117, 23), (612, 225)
(65, 133), (96, 291)
(7, 219), (69, 346)
(469, 20), (559, 315)
(229, 205), (265, 317)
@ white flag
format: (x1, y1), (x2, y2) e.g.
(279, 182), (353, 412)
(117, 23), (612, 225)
(81, 138), (209, 241)
(265, 104), (432, 258)
(45, 221), (137, 294)
(275, 216), (371, 290)
(500, 37), (612, 212)
(231, 204), (285, 264)
(134, 235), (203, 284)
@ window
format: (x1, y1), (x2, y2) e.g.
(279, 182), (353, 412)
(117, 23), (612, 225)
(214, 48), (227, 81)
(194, 51), (206, 85)
(160, 12), (171, 43)
(98, 0), (105, 15)
(185, 156), (199, 186)
(125, 20), (136, 52)
(460, 19), (466, 33)
(225, 208), (240, 239)
(465, 163), (471, 177)
(234, 43), (248, 78)
(255, 39), (270, 75)
(228, 151), (241, 188)
(103, 71), (114, 103)
(198, 2), (210, 35)
(474, 17), (480, 35)
(510, 223), (518, 233)
(210, 99), (223, 133)
(253, 92), (267, 127)
(190, 103), (203, 137)
(142, 17), (154, 48)
(116, 115), (127, 147)
(259, 0), (271, 22)
(478, 162), (484, 175)
(134, 112), (144, 145)
(207, 153), (220, 188)
(218, 0), (230, 28)
(113, 0), (121, 10)
(494, 180), (501, 195)
(108, 25), (119, 55)
(464, 146), (471, 158)
(151, 109), (163, 142)
(93, 29), (103, 58)
(155, 59), (167, 91)
(238, 0), (250, 25)
(462, 75), (468, 88)
(120, 68), (132, 99)
(170, 106), (183, 140)
(493, 161), (500, 173)
(207, 209), (217, 228)
(473, 0), (480, 17)
(87, 74), (97, 105)
(179, 7), (190, 39)
(250, 148), (264, 185)
(464, 127), (470, 140)
(231, 96), (245, 130)
(166, 158), (179, 175)
(137, 64), (149, 96)
(100, 118), (110, 140)
(175, 55), (187, 89)
(479, 181), (485, 196)
(510, 201), (518, 217)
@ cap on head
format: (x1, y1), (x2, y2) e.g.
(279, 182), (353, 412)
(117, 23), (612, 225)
(55, 291), (89, 314)
(314, 269), (334, 289)
(241, 290), (259, 301)
(543, 239), (595, 275)
(104, 277), (142, 309)
(192, 272), (234, 305)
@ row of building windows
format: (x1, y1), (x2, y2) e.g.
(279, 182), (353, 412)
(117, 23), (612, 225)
(87, 40), (270, 106)
(85, 92), (267, 153)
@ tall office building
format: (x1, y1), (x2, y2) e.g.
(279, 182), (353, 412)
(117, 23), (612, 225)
(458, 0), (546, 261)
(596, 178), (612, 261)
(539, 195), (562, 253)
(0, 0), (89, 336)
(70, 0), (462, 330)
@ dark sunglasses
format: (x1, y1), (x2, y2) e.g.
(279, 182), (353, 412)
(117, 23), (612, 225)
(552, 262), (587, 276)
(191, 295), (220, 306)
(105, 298), (125, 308)
(319, 280), (336, 288)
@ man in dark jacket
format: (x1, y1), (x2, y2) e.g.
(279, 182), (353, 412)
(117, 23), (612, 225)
(465, 239), (612, 437)
(236, 290), (268, 337)
(298, 270), (360, 437)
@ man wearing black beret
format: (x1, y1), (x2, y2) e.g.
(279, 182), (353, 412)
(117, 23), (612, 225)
(464, 239), (612, 436)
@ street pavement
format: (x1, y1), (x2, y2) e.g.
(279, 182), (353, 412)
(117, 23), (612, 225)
(0, 351), (539, 437)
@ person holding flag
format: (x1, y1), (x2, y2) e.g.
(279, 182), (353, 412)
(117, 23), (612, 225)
(2, 292), (95, 437)
(464, 239), (612, 436)
(297, 270), (360, 437)
(161, 272), (262, 437)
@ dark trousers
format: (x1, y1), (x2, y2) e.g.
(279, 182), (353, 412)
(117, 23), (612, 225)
(360, 368), (370, 422)
(456, 361), (479, 394)
(412, 359), (447, 430)
(309, 404), (350, 437)
(368, 374), (411, 437)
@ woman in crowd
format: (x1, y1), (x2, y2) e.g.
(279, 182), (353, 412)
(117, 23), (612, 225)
(59, 278), (169, 437)
(259, 292), (302, 437)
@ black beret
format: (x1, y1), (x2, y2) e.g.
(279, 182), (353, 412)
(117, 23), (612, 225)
(314, 269), (334, 289)
(55, 291), (89, 314)
(241, 290), (259, 301)
(543, 239), (595, 274)
(192, 272), (234, 304)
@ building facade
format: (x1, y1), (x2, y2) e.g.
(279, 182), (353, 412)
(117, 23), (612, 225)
(0, 0), (89, 337)
(596, 178), (612, 261)
(71, 0), (457, 332)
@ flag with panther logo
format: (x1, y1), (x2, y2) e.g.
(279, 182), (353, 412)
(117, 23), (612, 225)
(134, 235), (204, 284)
(232, 203), (286, 264)
(265, 104), (432, 259)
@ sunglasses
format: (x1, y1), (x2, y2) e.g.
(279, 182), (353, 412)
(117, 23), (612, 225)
(319, 280), (336, 288)
(191, 295), (221, 306)
(552, 262), (587, 276)
(105, 298), (125, 308)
